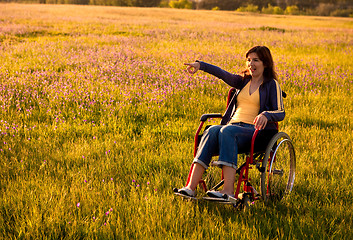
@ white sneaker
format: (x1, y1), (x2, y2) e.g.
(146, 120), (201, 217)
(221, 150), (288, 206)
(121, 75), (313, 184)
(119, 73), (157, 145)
(206, 190), (234, 199)
(178, 187), (196, 197)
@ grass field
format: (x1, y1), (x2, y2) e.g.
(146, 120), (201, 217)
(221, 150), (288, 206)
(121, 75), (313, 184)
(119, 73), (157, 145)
(1, 3), (353, 239)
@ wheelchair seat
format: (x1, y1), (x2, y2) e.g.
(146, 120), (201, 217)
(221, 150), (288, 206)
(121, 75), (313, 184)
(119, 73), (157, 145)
(242, 129), (278, 154)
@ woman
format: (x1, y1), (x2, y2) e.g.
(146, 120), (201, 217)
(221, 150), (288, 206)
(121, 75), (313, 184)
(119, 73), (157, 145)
(176, 46), (285, 200)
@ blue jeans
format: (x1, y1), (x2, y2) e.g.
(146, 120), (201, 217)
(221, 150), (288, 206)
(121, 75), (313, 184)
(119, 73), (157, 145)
(193, 123), (255, 170)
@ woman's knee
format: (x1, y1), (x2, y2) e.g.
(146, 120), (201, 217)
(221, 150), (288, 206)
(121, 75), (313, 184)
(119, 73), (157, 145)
(220, 125), (238, 136)
(204, 125), (222, 136)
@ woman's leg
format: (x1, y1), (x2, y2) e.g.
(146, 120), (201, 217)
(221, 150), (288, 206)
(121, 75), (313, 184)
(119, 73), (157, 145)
(181, 124), (254, 197)
(185, 163), (205, 191)
(193, 125), (222, 167)
(183, 125), (222, 192)
(218, 124), (255, 168)
(217, 124), (255, 196)
(220, 165), (237, 196)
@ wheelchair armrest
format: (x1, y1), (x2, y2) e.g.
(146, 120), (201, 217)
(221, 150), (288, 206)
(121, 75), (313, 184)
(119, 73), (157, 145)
(200, 113), (223, 122)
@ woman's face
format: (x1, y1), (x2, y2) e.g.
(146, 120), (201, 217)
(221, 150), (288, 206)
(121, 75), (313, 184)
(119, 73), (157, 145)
(246, 52), (265, 79)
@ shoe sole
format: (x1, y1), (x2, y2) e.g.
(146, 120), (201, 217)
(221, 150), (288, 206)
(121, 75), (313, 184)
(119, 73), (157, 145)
(174, 192), (197, 200)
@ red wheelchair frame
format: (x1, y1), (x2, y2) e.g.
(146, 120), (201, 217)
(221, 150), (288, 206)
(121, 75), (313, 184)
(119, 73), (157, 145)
(184, 88), (295, 206)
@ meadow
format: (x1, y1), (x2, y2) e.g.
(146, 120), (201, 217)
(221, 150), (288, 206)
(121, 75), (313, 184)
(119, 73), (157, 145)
(0, 3), (352, 239)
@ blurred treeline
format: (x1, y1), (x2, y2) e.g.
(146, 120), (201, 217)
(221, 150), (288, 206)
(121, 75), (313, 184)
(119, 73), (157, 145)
(1, 0), (353, 17)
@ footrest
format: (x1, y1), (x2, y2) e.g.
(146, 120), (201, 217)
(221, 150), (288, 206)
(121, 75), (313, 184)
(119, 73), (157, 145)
(227, 196), (238, 205)
(202, 196), (233, 204)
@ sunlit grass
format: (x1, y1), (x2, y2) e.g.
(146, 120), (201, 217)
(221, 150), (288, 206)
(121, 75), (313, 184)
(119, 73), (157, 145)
(0, 3), (352, 239)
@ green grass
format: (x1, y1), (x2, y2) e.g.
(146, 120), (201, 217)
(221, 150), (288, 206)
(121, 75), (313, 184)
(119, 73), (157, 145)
(0, 3), (353, 239)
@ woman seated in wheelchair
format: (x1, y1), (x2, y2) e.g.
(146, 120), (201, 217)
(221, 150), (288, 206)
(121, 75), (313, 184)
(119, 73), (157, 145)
(175, 46), (285, 200)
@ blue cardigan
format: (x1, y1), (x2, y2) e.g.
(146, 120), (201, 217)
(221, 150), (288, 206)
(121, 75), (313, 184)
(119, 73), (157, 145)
(198, 61), (285, 130)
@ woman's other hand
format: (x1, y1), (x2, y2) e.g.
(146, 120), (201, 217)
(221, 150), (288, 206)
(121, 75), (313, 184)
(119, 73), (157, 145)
(184, 62), (200, 74)
(254, 114), (268, 130)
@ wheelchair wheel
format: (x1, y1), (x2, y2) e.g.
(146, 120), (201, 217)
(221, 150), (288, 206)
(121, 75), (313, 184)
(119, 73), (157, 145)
(260, 132), (296, 202)
(204, 166), (222, 191)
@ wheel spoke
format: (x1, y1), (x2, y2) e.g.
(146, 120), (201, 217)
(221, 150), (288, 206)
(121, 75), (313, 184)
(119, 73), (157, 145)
(261, 132), (296, 202)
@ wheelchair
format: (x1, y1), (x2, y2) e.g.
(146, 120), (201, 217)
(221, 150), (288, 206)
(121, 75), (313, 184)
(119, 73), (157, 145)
(178, 88), (296, 209)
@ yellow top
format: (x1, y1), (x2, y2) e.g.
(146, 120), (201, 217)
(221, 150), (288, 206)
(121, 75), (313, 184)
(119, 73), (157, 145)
(230, 81), (260, 125)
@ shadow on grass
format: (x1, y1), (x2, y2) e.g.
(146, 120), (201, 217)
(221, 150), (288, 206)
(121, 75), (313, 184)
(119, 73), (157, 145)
(291, 117), (340, 130)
